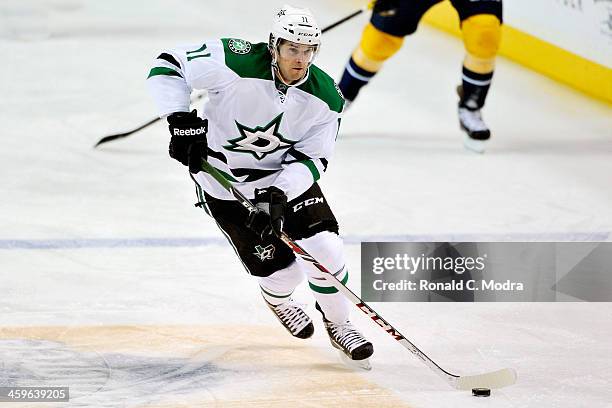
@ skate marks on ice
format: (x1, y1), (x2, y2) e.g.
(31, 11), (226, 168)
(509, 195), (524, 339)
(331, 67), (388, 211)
(0, 325), (412, 408)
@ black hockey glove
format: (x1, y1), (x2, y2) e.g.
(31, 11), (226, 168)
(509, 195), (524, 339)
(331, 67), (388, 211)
(371, 0), (399, 15)
(167, 110), (208, 173)
(245, 186), (288, 239)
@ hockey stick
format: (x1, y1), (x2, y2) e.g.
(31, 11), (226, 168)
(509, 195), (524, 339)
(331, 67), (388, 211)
(199, 159), (517, 390)
(93, 116), (160, 148)
(93, 92), (207, 148)
(321, 8), (365, 33)
(93, 7), (367, 148)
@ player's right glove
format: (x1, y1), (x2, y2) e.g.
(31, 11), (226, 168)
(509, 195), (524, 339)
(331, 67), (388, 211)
(245, 186), (288, 240)
(371, 0), (399, 15)
(167, 109), (208, 173)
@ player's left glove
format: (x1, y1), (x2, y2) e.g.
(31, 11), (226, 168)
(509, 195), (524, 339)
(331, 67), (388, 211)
(245, 186), (288, 239)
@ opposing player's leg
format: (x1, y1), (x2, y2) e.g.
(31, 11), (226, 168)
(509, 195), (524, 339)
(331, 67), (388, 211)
(195, 184), (314, 339)
(338, 0), (440, 106)
(338, 24), (403, 106)
(452, 0), (503, 152)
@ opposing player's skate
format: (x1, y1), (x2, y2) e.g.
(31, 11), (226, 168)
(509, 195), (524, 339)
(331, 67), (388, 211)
(316, 303), (373, 370)
(457, 85), (490, 153)
(265, 297), (314, 339)
(459, 107), (490, 153)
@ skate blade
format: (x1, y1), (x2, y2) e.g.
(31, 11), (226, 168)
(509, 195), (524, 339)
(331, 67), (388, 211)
(337, 350), (372, 371)
(463, 135), (486, 154)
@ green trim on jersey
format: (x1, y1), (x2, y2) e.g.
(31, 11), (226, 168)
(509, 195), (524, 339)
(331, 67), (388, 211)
(148, 67), (182, 79)
(220, 38), (344, 113)
(308, 271), (349, 294)
(297, 65), (345, 114)
(300, 159), (321, 182)
(221, 39), (273, 81)
(193, 182), (211, 216)
(186, 43), (211, 61)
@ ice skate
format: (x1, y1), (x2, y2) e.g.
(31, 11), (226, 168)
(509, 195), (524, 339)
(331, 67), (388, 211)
(459, 107), (490, 153)
(337, 347), (372, 370)
(457, 85), (490, 153)
(316, 303), (373, 369)
(264, 297), (314, 339)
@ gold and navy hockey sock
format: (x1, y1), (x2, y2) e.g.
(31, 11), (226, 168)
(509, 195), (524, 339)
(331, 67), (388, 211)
(459, 66), (494, 110)
(338, 57), (377, 102)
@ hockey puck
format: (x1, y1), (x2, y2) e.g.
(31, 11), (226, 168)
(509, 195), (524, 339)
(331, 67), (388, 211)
(472, 388), (491, 397)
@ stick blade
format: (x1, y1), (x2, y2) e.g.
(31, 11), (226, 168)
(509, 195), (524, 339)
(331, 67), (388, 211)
(94, 134), (125, 148)
(454, 368), (517, 390)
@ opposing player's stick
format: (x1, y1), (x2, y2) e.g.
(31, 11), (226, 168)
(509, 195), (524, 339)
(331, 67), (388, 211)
(199, 158), (517, 390)
(93, 6), (368, 148)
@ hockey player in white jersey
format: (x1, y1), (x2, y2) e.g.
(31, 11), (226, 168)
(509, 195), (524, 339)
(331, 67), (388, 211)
(147, 5), (373, 365)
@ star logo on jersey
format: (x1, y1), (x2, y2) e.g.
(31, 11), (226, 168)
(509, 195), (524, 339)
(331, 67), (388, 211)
(224, 113), (295, 160)
(254, 244), (275, 261)
(228, 39), (251, 55)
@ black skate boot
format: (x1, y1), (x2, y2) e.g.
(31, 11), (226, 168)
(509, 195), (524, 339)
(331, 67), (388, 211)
(315, 302), (373, 368)
(457, 85), (490, 153)
(264, 297), (314, 339)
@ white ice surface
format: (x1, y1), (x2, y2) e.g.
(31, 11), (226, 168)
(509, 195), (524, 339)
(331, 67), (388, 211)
(1, 1), (611, 407)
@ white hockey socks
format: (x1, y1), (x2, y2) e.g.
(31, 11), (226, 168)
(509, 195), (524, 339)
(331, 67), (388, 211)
(258, 260), (304, 306)
(295, 231), (350, 324)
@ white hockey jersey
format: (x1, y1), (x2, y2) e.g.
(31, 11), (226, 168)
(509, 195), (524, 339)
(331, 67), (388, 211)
(147, 38), (344, 201)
